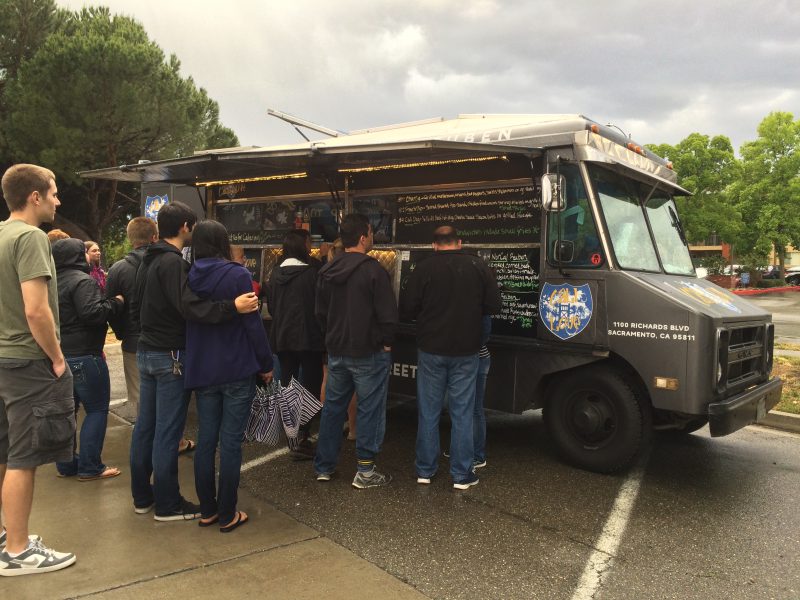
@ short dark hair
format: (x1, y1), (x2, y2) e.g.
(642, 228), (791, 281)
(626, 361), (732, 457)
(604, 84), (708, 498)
(282, 229), (310, 262)
(433, 225), (459, 246)
(191, 220), (231, 261)
(340, 213), (370, 248)
(127, 216), (158, 248)
(156, 201), (197, 239)
(1, 164), (55, 212)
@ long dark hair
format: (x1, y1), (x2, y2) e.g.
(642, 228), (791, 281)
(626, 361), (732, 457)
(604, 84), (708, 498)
(192, 220), (232, 261)
(281, 229), (310, 263)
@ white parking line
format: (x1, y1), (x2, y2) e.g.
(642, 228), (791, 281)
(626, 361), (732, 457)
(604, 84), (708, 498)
(240, 447), (290, 472)
(570, 457), (648, 600)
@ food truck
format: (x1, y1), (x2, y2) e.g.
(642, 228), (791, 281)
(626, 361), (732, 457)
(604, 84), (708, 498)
(82, 114), (782, 473)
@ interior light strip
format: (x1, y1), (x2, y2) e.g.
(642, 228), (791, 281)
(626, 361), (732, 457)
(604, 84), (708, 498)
(197, 172), (308, 187)
(339, 155), (505, 174)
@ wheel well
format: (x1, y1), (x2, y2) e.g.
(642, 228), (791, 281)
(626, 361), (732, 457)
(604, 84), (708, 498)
(538, 354), (652, 412)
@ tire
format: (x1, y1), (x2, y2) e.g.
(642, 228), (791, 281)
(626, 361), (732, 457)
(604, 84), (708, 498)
(543, 366), (651, 473)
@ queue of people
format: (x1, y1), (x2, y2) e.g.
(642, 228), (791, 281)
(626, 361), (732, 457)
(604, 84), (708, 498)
(0, 164), (500, 577)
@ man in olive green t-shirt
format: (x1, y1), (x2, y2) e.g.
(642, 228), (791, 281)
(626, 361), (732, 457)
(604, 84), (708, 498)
(0, 164), (77, 576)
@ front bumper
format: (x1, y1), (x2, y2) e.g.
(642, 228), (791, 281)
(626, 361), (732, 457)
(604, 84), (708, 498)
(707, 377), (783, 437)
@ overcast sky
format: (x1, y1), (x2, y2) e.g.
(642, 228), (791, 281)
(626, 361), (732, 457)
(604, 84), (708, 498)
(58, 0), (800, 153)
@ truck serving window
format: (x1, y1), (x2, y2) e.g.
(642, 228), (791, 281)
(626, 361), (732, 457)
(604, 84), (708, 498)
(546, 163), (602, 267)
(645, 193), (695, 276)
(589, 165), (660, 272)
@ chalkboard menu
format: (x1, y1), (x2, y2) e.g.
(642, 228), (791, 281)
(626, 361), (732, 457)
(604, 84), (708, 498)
(215, 198), (338, 244)
(478, 248), (539, 337)
(398, 247), (540, 338)
(242, 248), (263, 283)
(395, 185), (540, 244)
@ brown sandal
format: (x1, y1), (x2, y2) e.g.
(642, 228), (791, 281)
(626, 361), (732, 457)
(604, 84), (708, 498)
(78, 467), (121, 481)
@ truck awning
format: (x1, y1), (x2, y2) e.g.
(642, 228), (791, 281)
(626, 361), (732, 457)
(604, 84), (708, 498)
(78, 140), (542, 185)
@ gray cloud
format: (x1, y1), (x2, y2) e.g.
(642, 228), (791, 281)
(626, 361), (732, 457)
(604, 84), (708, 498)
(57, 0), (800, 154)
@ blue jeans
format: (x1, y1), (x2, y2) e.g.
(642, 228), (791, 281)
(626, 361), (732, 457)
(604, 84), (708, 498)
(314, 351), (391, 475)
(56, 355), (111, 477)
(415, 351), (478, 482)
(473, 354), (491, 463)
(194, 376), (255, 525)
(130, 351), (191, 514)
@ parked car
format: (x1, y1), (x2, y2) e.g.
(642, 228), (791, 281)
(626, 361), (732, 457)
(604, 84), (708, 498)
(785, 266), (800, 286)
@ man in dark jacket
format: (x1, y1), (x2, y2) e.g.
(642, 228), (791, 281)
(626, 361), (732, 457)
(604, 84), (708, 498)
(313, 214), (398, 489)
(130, 201), (258, 521)
(51, 238), (124, 481)
(402, 225), (501, 490)
(106, 217), (158, 418)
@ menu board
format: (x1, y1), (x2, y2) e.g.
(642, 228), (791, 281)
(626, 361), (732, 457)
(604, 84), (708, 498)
(478, 248), (539, 337)
(395, 185), (540, 244)
(215, 198), (338, 244)
(399, 247), (540, 338)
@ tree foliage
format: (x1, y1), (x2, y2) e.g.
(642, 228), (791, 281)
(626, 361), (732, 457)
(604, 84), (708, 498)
(731, 112), (800, 273)
(647, 133), (742, 245)
(2, 6), (237, 242)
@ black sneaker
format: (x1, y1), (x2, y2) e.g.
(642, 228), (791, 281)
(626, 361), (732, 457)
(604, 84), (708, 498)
(352, 468), (392, 489)
(290, 439), (317, 461)
(154, 499), (201, 522)
(453, 472), (479, 490)
(0, 538), (76, 576)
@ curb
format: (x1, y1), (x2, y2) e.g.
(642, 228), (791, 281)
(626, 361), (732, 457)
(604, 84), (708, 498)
(733, 286), (800, 296)
(760, 410), (800, 434)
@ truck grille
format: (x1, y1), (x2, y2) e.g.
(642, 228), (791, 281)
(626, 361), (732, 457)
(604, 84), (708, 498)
(715, 324), (773, 394)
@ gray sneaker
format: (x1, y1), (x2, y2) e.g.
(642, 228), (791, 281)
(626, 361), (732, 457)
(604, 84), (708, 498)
(352, 469), (392, 489)
(0, 538), (76, 576)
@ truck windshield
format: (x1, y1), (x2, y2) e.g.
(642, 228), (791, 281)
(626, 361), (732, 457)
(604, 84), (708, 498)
(644, 193), (695, 276)
(590, 165), (660, 272)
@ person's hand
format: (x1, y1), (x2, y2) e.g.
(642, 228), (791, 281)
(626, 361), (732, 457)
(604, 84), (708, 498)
(259, 370), (274, 384)
(115, 294), (124, 303)
(234, 292), (259, 313)
(383, 346), (392, 353)
(52, 356), (67, 378)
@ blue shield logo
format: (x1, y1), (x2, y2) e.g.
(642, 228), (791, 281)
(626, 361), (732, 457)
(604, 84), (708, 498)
(539, 283), (593, 340)
(144, 195), (169, 219)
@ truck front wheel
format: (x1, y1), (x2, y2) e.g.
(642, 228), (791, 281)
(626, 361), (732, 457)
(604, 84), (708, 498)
(544, 367), (651, 473)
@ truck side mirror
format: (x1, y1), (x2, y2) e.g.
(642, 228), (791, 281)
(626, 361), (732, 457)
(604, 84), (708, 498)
(542, 173), (566, 212)
(553, 240), (575, 263)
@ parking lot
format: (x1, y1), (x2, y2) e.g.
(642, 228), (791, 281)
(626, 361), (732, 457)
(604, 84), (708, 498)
(101, 288), (800, 600)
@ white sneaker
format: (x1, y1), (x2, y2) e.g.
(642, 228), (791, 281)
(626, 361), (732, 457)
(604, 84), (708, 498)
(416, 476), (432, 485)
(0, 538), (76, 576)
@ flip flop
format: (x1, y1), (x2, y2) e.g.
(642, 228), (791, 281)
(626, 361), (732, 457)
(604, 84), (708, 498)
(178, 439), (196, 455)
(219, 511), (248, 533)
(78, 467), (121, 482)
(198, 514), (219, 528)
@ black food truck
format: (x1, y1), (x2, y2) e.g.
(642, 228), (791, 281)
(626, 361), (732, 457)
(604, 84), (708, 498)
(83, 114), (782, 473)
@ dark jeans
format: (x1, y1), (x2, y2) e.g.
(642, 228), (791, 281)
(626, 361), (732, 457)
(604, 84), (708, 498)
(130, 351), (191, 514)
(474, 354), (491, 463)
(314, 351), (391, 475)
(56, 355), (111, 477)
(278, 351), (323, 436)
(194, 376), (256, 525)
(415, 350), (478, 482)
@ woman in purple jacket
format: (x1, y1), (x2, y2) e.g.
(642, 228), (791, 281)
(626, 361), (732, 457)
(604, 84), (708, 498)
(185, 221), (273, 533)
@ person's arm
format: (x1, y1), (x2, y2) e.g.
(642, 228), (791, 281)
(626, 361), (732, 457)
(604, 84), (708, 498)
(314, 275), (331, 336)
(233, 271), (274, 377)
(481, 263), (503, 316)
(373, 267), (398, 350)
(74, 278), (124, 325)
(21, 277), (66, 376)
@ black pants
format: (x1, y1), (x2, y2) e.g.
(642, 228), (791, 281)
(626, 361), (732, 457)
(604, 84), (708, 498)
(277, 351), (324, 437)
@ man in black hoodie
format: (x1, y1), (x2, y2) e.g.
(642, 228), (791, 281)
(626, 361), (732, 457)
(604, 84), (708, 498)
(402, 225), (501, 490)
(313, 214), (397, 489)
(130, 202), (258, 521)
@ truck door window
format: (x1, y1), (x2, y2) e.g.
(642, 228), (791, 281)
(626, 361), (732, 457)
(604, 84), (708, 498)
(645, 193), (695, 276)
(589, 165), (660, 272)
(547, 163), (602, 267)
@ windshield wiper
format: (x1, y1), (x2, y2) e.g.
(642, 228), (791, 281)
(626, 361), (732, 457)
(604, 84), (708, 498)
(668, 206), (688, 245)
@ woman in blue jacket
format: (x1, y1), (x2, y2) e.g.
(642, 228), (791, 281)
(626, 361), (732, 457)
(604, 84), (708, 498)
(185, 221), (273, 533)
